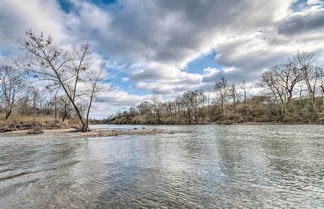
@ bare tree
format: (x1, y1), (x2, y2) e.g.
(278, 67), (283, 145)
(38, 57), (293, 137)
(320, 68), (324, 94)
(292, 52), (320, 113)
(206, 87), (213, 106)
(239, 80), (252, 103)
(17, 30), (105, 131)
(137, 101), (153, 115)
(161, 101), (175, 121)
(260, 68), (286, 117)
(296, 80), (308, 108)
(18, 95), (29, 118)
(151, 96), (162, 124)
(318, 67), (324, 105)
(56, 95), (73, 123)
(181, 90), (205, 123)
(214, 77), (229, 115)
(0, 66), (27, 121)
(84, 65), (106, 129)
(229, 84), (239, 104)
(273, 63), (303, 102)
(261, 61), (306, 118)
(29, 87), (42, 115)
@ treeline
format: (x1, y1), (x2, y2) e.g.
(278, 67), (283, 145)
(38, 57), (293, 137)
(0, 67), (77, 123)
(0, 30), (105, 131)
(108, 52), (324, 125)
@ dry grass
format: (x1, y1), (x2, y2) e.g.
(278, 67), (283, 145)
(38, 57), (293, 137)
(0, 114), (80, 131)
(0, 113), (54, 122)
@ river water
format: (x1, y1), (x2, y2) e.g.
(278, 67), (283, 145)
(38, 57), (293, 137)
(0, 125), (323, 208)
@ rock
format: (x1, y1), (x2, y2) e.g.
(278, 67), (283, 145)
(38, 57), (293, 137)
(27, 128), (44, 135)
(142, 127), (145, 129)
(20, 124), (33, 130)
(134, 128), (138, 130)
(222, 120), (233, 125)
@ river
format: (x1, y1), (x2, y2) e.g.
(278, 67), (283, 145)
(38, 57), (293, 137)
(0, 125), (323, 208)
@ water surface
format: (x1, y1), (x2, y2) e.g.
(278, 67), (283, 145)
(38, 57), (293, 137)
(0, 125), (323, 208)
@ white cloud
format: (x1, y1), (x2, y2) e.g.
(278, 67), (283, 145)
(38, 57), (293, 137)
(0, 0), (70, 51)
(2, 0), (324, 117)
(307, 0), (323, 6)
(90, 89), (150, 118)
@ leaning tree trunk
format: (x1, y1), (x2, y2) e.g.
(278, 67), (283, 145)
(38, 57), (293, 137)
(48, 63), (88, 132)
(4, 110), (12, 121)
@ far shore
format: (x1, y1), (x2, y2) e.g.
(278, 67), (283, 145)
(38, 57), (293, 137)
(107, 121), (323, 125)
(2, 121), (322, 134)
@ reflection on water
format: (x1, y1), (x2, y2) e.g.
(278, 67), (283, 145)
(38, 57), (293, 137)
(0, 125), (323, 208)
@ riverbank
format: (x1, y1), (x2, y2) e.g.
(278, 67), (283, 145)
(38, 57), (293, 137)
(0, 117), (169, 137)
(0, 118), (80, 133)
(1, 120), (322, 135)
(214, 121), (323, 125)
(108, 120), (323, 126)
(1, 126), (168, 138)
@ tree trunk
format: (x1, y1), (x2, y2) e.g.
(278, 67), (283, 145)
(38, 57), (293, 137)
(4, 110), (11, 121)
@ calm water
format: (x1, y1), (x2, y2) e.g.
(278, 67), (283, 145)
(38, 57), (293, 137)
(0, 125), (323, 209)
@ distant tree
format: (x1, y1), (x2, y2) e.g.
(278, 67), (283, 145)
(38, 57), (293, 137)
(229, 84), (239, 104)
(18, 95), (29, 117)
(137, 101), (153, 115)
(164, 101), (175, 121)
(129, 107), (137, 117)
(180, 90), (205, 123)
(275, 63), (303, 102)
(214, 77), (229, 115)
(17, 30), (105, 131)
(56, 95), (73, 122)
(151, 96), (162, 123)
(292, 52), (321, 113)
(262, 63), (302, 104)
(206, 87), (213, 106)
(239, 80), (252, 103)
(320, 68), (324, 93)
(0, 66), (27, 121)
(319, 67), (324, 104)
(29, 87), (42, 115)
(260, 67), (287, 118)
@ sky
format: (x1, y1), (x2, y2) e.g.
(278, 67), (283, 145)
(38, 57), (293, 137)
(1, 0), (324, 118)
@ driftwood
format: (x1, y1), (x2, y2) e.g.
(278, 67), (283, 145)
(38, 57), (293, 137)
(27, 127), (44, 134)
